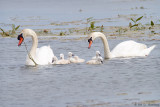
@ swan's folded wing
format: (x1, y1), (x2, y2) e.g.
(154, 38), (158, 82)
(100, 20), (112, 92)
(36, 46), (54, 65)
(111, 40), (148, 57)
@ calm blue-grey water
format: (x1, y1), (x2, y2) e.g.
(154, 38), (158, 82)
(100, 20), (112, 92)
(0, 0), (160, 30)
(0, 36), (160, 107)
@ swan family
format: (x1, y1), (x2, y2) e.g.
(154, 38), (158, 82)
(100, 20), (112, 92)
(17, 29), (156, 66)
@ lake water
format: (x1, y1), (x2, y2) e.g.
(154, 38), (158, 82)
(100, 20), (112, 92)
(0, 0), (160, 107)
(0, 0), (160, 30)
(0, 36), (160, 107)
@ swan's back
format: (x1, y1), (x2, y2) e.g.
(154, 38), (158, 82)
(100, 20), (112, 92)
(111, 40), (154, 57)
(35, 46), (54, 65)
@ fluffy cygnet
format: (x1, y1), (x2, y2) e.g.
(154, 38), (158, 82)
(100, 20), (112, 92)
(74, 56), (85, 63)
(92, 51), (103, 60)
(52, 54), (70, 64)
(52, 56), (58, 64)
(59, 53), (70, 64)
(68, 52), (76, 63)
(86, 57), (103, 64)
(68, 52), (85, 63)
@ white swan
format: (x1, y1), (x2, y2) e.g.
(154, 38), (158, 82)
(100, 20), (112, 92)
(92, 51), (103, 60)
(17, 29), (54, 65)
(86, 57), (103, 64)
(88, 32), (156, 59)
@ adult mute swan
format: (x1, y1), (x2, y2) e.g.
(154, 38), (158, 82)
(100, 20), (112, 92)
(17, 29), (54, 65)
(88, 32), (156, 59)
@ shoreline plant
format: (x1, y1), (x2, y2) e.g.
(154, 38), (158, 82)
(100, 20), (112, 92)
(0, 24), (20, 37)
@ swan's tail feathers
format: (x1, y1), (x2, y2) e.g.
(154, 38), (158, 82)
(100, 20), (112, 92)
(149, 45), (156, 51)
(145, 45), (156, 56)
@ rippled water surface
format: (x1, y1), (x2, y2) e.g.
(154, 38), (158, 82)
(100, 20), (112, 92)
(0, 36), (160, 107)
(1, 0), (160, 30)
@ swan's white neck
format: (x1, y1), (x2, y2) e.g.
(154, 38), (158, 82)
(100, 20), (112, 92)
(29, 32), (38, 58)
(100, 34), (112, 59)
(92, 32), (113, 59)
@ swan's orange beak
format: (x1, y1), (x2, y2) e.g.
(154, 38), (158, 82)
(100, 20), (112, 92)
(88, 37), (92, 49)
(88, 41), (92, 49)
(17, 34), (24, 46)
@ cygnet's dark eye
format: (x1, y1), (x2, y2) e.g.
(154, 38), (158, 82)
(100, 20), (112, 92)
(101, 60), (103, 64)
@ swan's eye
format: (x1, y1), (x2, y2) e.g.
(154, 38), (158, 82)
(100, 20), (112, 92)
(17, 33), (24, 46)
(88, 37), (93, 49)
(88, 37), (92, 42)
(101, 60), (103, 64)
(17, 33), (23, 40)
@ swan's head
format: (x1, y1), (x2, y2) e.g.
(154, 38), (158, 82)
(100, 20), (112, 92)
(60, 54), (64, 59)
(97, 57), (103, 64)
(96, 51), (101, 57)
(17, 33), (24, 46)
(68, 52), (74, 57)
(52, 56), (58, 63)
(17, 29), (36, 46)
(88, 32), (104, 49)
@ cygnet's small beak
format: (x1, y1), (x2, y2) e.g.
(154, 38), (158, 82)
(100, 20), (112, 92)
(52, 59), (54, 63)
